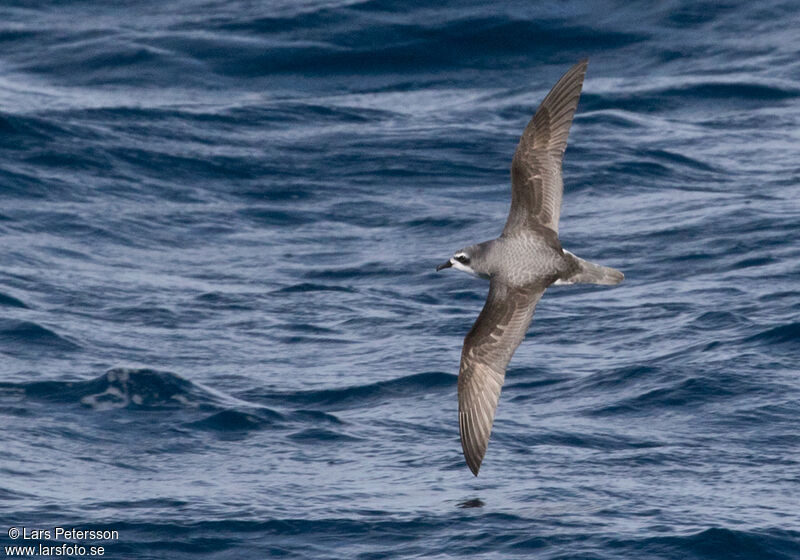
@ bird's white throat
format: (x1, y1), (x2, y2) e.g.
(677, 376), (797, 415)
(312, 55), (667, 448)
(452, 260), (482, 278)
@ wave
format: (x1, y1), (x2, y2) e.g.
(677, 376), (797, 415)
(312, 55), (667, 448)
(0, 319), (79, 357)
(16, 368), (218, 410)
(0, 112), (69, 147)
(189, 409), (284, 432)
(572, 365), (661, 392)
(606, 527), (800, 560)
(0, 292), (28, 308)
(238, 207), (320, 226)
(497, 429), (661, 452)
(16, 34), (207, 88)
(2, 368), (354, 436)
(689, 311), (751, 331)
(288, 428), (361, 443)
(242, 371), (455, 410)
(57, 518), (800, 559)
(189, 408), (352, 437)
(273, 283), (356, 294)
(585, 368), (765, 417)
(205, 14), (645, 75)
(582, 80), (798, 114)
(302, 263), (408, 281)
(2, 12), (647, 85)
(659, 81), (799, 101)
(744, 322), (800, 347)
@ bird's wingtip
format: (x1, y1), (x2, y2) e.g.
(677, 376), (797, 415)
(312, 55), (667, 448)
(467, 458), (482, 476)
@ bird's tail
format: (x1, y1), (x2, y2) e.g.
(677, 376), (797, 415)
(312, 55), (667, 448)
(559, 251), (624, 285)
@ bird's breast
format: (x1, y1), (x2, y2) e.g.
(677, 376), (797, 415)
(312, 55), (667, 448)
(490, 234), (564, 287)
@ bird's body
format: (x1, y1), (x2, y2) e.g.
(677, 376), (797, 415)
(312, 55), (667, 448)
(467, 229), (564, 286)
(437, 60), (623, 476)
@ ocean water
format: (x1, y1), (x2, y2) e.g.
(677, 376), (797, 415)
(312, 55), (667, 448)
(1, 1), (799, 558)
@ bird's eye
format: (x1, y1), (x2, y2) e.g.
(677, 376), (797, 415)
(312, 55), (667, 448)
(455, 254), (470, 264)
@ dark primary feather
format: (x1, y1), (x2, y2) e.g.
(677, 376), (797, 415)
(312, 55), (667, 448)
(458, 280), (545, 475)
(503, 59), (588, 235)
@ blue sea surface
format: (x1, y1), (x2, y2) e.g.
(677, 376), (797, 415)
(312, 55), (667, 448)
(1, 1), (799, 558)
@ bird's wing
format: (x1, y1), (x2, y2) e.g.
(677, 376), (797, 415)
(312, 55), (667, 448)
(503, 60), (588, 235)
(458, 279), (545, 475)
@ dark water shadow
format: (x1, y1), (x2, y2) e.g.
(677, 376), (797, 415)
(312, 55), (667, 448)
(457, 498), (485, 509)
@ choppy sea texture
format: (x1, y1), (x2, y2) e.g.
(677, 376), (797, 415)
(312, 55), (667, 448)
(1, 1), (799, 558)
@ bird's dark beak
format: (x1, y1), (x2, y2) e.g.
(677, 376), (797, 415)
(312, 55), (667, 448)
(436, 259), (453, 271)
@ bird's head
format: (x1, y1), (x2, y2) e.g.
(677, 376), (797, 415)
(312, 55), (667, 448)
(436, 245), (489, 279)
